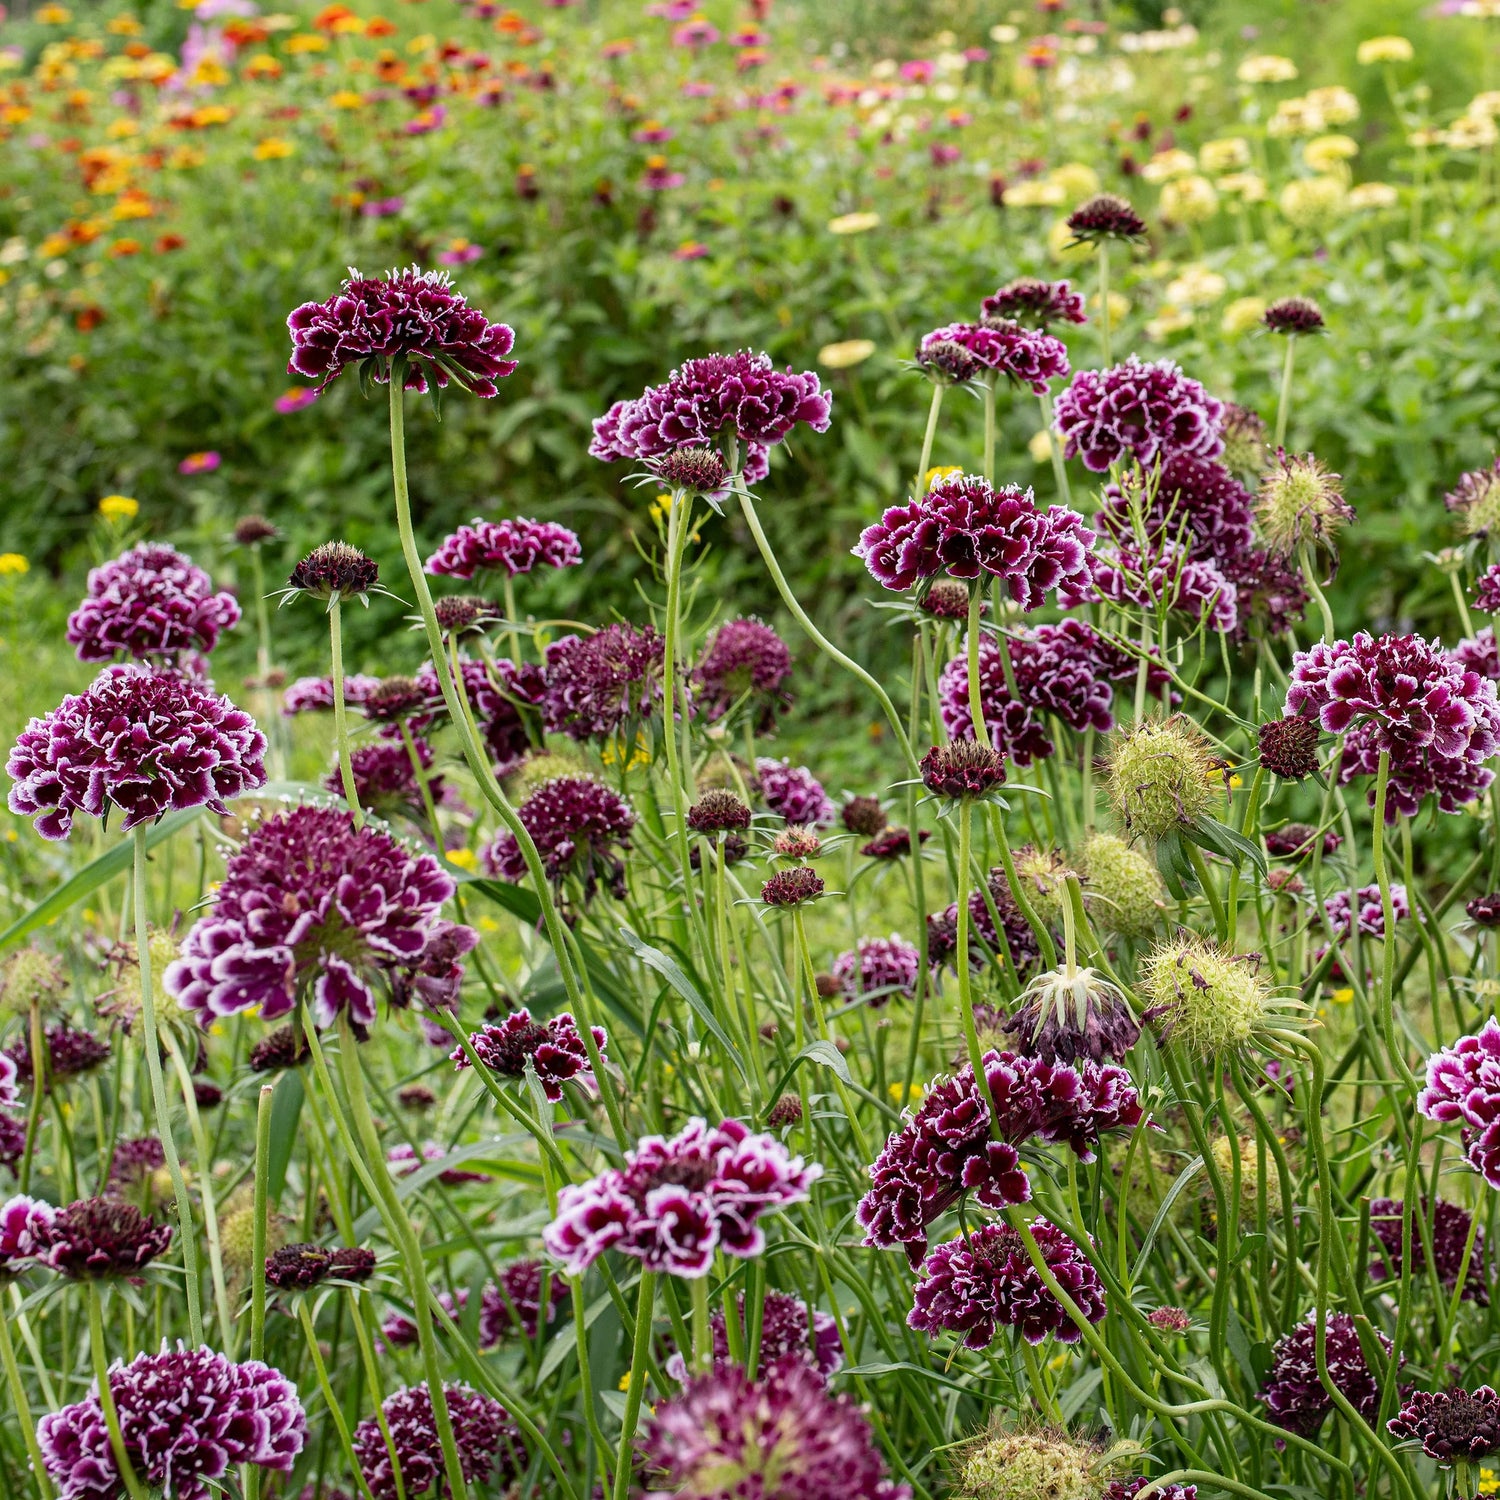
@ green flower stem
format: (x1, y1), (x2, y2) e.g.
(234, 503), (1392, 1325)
(915, 383), (944, 492)
(328, 596), (364, 829)
(1434, 1185), (1483, 1371)
(88, 1283), (148, 1500)
(986, 806), (1058, 970)
(395, 717), (444, 849)
(1371, 752), (1419, 1096)
(965, 587), (988, 747)
(901, 631), (932, 1105)
(346, 1292), (407, 1500)
(502, 572), (522, 662)
(735, 485), (917, 776)
(251, 1083), (273, 1361)
(981, 376), (996, 486)
(1136, 1475), (1279, 1500)
(1223, 765), (1265, 949)
(1097, 242), (1112, 366)
(1186, 841), (1228, 944)
(1297, 543), (1336, 645)
(791, 908), (872, 1162)
(1450, 566), (1477, 639)
(1274, 335), (1297, 450)
(248, 543), (285, 781)
(295, 1300), (380, 1500)
(613, 1272), (657, 1500)
(1037, 389), (1071, 506)
(1229, 1054), (1300, 1330)
(0, 1312), (52, 1500)
(131, 824), (203, 1348)
(18, 998), (44, 1192)
(954, 801), (987, 1089)
(690, 1273), (712, 1373)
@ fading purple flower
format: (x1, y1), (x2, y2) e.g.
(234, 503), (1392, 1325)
(387, 1141), (490, 1186)
(4, 1025), (109, 1089)
(1260, 1312), (1392, 1437)
(1369, 1197), (1487, 1304)
(1323, 882), (1410, 942)
(455, 1008), (606, 1101)
(1450, 627), (1500, 682)
(7, 664), (266, 840)
(425, 516), (582, 579)
(862, 826), (926, 859)
(1419, 1018), (1500, 1189)
(379, 1289), (467, 1351)
(915, 321), (1070, 394)
(756, 756), (833, 825)
(37, 1196), (173, 1278)
(665, 1289), (843, 1382)
(981, 277), (1087, 329)
(1053, 356), (1225, 473)
(693, 617), (792, 724)
(106, 1136), (165, 1198)
(352, 1383), (524, 1500)
(1388, 1386), (1500, 1463)
(282, 673), (381, 716)
(928, 864), (1041, 978)
(479, 1259), (568, 1344)
(483, 776), (635, 900)
(1264, 823), (1339, 859)
(66, 543), (241, 664)
(833, 936), (919, 1006)
(542, 623), (665, 740)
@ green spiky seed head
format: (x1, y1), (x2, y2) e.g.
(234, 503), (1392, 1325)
(0, 946), (66, 1018)
(1210, 1134), (1286, 1220)
(1140, 935), (1271, 1057)
(953, 1428), (1099, 1500)
(1256, 451), (1354, 557)
(1080, 833), (1166, 941)
(511, 749), (589, 799)
(1105, 717), (1215, 840)
(1011, 845), (1073, 933)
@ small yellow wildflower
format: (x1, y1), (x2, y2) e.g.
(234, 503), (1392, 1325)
(0, 554), (29, 576)
(446, 848), (478, 872)
(253, 137), (295, 161)
(98, 494), (139, 523)
(890, 1081), (926, 1107)
(1357, 36), (1414, 65)
(1222, 297), (1267, 336)
(330, 89), (365, 109)
(925, 465), (964, 490)
(1028, 430), (1054, 463)
(1331, 987), (1354, 1004)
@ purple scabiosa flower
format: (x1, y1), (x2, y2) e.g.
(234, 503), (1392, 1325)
(1234, 546), (1310, 637)
(286, 265), (518, 396)
(1369, 1197), (1487, 1304)
(589, 350), (831, 470)
(479, 1259), (568, 1344)
(1260, 1312), (1392, 1436)
(861, 826), (926, 859)
(1105, 1482), (1197, 1500)
(857, 1050), (1141, 1264)
(387, 1141), (489, 1186)
(1097, 455), (1256, 575)
(0, 1115), (24, 1174)
(920, 741), (1007, 799)
(483, 776), (635, 900)
(1450, 627), (1500, 682)
(358, 675), (434, 728)
(1066, 192), (1148, 241)
(756, 757), (834, 825)
(1469, 892), (1500, 928)
(1263, 296), (1325, 335)
(916, 337), (985, 387)
(248, 1025), (308, 1073)
(833, 936), (920, 1006)
(1388, 1386), (1500, 1463)
(908, 1218), (1105, 1348)
(286, 542), (380, 604)
(649, 446), (733, 496)
(0, 1193), (54, 1272)
(1258, 715), (1321, 780)
(1004, 965), (1141, 1066)
(929, 865), (1042, 977)
(106, 1136), (166, 1199)
(455, 1008), (606, 1101)
(687, 789), (752, 833)
(282, 673), (381, 717)
(541, 623), (665, 741)
(415, 656), (544, 777)
(1476, 564), (1500, 614)
(1265, 823), (1340, 859)
(543, 1116), (819, 1278)
(0, 1054), (17, 1113)
(352, 1383), (525, 1500)
(37, 1196), (172, 1277)
(922, 578), (975, 619)
(1323, 882), (1410, 942)
(66, 543), (241, 664)
(665, 1289), (843, 1382)
(323, 737), (444, 824)
(852, 472), (1094, 605)
(8, 665), (267, 840)
(1053, 356), (1226, 474)
(762, 867), (825, 906)
(693, 617), (793, 725)
(164, 805), (464, 1031)
(915, 321), (1070, 394)
(641, 1357), (909, 1500)
(38, 1345), (306, 1500)
(841, 795), (887, 837)
(1419, 1019), (1500, 1189)
(1063, 540), (1239, 633)
(424, 516), (582, 579)
(1447, 458), (1500, 538)
(431, 594), (502, 640)
(5, 1024), (109, 1089)
(264, 1243), (377, 1290)
(981, 277), (1088, 329)
(379, 1290), (467, 1351)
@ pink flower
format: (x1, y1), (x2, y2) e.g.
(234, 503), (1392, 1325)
(672, 16), (720, 47)
(1419, 1019), (1500, 1189)
(437, 239), (483, 265)
(177, 450), (221, 475)
(274, 387), (319, 413)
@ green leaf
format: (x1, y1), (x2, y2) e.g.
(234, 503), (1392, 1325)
(797, 1039), (851, 1085)
(1154, 829), (1196, 901)
(1132, 1154), (1204, 1280)
(616, 926), (747, 1082)
(538, 1289), (615, 1382)
(265, 1068), (304, 1207)
(1186, 815), (1268, 876)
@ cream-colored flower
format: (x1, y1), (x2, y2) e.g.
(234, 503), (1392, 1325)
(1237, 54), (1298, 84)
(1221, 296), (1267, 336)
(1028, 429), (1055, 462)
(1160, 174), (1218, 225)
(1304, 133), (1359, 171)
(1216, 171), (1268, 202)
(1470, 91), (1500, 119)
(1279, 174), (1349, 228)
(817, 339), (876, 369)
(1165, 263), (1226, 306)
(1357, 35), (1413, 64)
(1268, 96), (1325, 138)
(1003, 179), (1067, 208)
(1348, 181), (1399, 209)
(1442, 113), (1500, 150)
(1199, 137), (1251, 173)
(1306, 85), (1360, 124)
(1047, 217), (1094, 264)
(1048, 162), (1100, 202)
(827, 211), (880, 235)
(1146, 305), (1194, 339)
(1141, 147), (1197, 182)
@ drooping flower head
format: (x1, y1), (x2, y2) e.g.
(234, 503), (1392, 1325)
(853, 472), (1093, 605)
(1369, 1197), (1487, 1304)
(455, 1008), (606, 1101)
(1260, 1312), (1392, 1436)
(693, 617), (793, 725)
(164, 805), (468, 1031)
(264, 1243), (377, 1290)
(833, 936), (920, 1005)
(981, 277), (1088, 329)
(67, 543), (241, 664)
(756, 757), (834, 825)
(915, 322), (1070, 394)
(1419, 1019), (1500, 1189)
(665, 1289), (843, 1383)
(8, 665), (267, 840)
(351, 1383), (525, 1500)
(38, 1345), (307, 1500)
(1449, 459), (1500, 538)
(641, 1357), (910, 1500)
(483, 776), (635, 900)
(543, 1116), (819, 1277)
(1388, 1386), (1500, 1464)
(479, 1259), (569, 1344)
(1053, 357), (1225, 473)
(1256, 450), (1353, 557)
(542, 623), (666, 741)
(287, 265), (518, 396)
(1065, 192), (1148, 242)
(425, 516), (582, 579)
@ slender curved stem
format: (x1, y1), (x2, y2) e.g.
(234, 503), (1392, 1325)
(1297, 543), (1336, 645)
(296, 1300), (380, 1500)
(329, 596), (363, 829)
(0, 1312), (53, 1500)
(965, 587), (988, 748)
(915, 383), (944, 494)
(1372, 753), (1419, 1096)
(1097, 242), (1112, 367)
(88, 1284), (148, 1500)
(1274, 336), (1297, 450)
(613, 1273), (657, 1500)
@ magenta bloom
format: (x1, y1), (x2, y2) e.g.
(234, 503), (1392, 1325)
(671, 15), (719, 45)
(425, 516), (582, 579)
(164, 805), (466, 1030)
(981, 277), (1087, 329)
(693, 616), (793, 723)
(542, 622), (665, 740)
(756, 756), (834, 825)
(642, 1358), (909, 1500)
(0, 1193), (54, 1271)
(1450, 627), (1500, 683)
(8, 665), (266, 840)
(274, 387), (319, 414)
(282, 673), (380, 716)
(483, 776), (635, 899)
(1053, 356), (1226, 473)
(833, 936), (920, 1006)
(324, 737), (443, 824)
(0, 1051), (19, 1112)
(38, 1345), (306, 1500)
(852, 473), (1093, 606)
(1388, 1386), (1500, 1463)
(352, 1384), (524, 1500)
(665, 1289), (843, 1382)
(1476, 564), (1500, 614)
(479, 1259), (568, 1344)
(908, 1218), (1105, 1348)
(286, 266), (518, 396)
(915, 321), (1069, 394)
(1105, 1483), (1197, 1500)
(67, 543), (241, 663)
(1064, 541), (1239, 634)
(177, 450), (221, 475)
(416, 656), (544, 777)
(1260, 1312), (1391, 1437)
(455, 1008), (606, 1101)
(1323, 882), (1410, 942)
(543, 1116), (819, 1277)
(1419, 1018), (1500, 1189)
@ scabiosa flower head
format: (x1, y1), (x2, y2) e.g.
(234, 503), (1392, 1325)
(1388, 1386), (1500, 1463)
(687, 789), (753, 833)
(67, 544), (241, 664)
(456, 1008), (606, 1101)
(325, 737), (443, 824)
(1105, 716), (1216, 839)
(1066, 540), (1240, 633)
(1468, 891), (1500, 928)
(1260, 1312), (1392, 1436)
(1148, 1306), (1193, 1334)
(756, 757), (834, 824)
(1445, 457), (1500, 538)
(38, 1196), (173, 1277)
(479, 1259), (568, 1344)
(773, 825), (823, 860)
(431, 594), (501, 639)
(909, 1218), (1105, 1349)
(248, 1024), (308, 1073)
(1256, 450), (1353, 556)
(1263, 296), (1325, 335)
(1451, 627), (1500, 683)
(1066, 192), (1148, 241)
(483, 776), (635, 900)
(916, 337), (985, 386)
(1141, 936), (1272, 1058)
(542, 623), (665, 740)
(762, 866), (825, 906)
(264, 1243), (377, 1290)
(921, 741), (1007, 800)
(352, 1383), (525, 1500)
(767, 1092), (803, 1127)
(359, 675), (432, 725)
(0, 1194), (54, 1272)
(424, 516), (582, 579)
(833, 936), (920, 1006)
(287, 542), (378, 603)
(543, 1116), (819, 1277)
(918, 579), (974, 619)
(1220, 402), (1269, 481)
(282, 673), (381, 716)
(1054, 357), (1225, 474)
(1004, 966), (1140, 1065)
(1419, 1018), (1500, 1189)
(8, 665), (267, 840)
(953, 1426), (1114, 1500)
(5, 1024), (109, 1089)
(1079, 833), (1165, 941)
(1264, 823), (1340, 859)
(287, 265), (518, 396)
(981, 277), (1088, 329)
(0, 946), (66, 1020)
(106, 1136), (166, 1200)
(233, 516), (279, 549)
(1097, 455), (1256, 573)
(0, 1116), (24, 1173)
(862, 826), (925, 859)
(641, 1357), (909, 1500)
(1477, 565), (1500, 614)
(693, 617), (792, 724)
(1259, 714), (1321, 780)
(164, 805), (463, 1030)
(38, 1345), (307, 1500)
(415, 655), (544, 777)
(1324, 881), (1410, 942)
(853, 473), (1094, 605)
(841, 795), (887, 837)
(915, 322), (1070, 395)
(1370, 1197), (1487, 1304)
(650, 446), (732, 495)
(666, 1289), (842, 1383)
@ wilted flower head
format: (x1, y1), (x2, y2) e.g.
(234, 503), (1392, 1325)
(479, 1259), (569, 1344)
(287, 542), (379, 603)
(1105, 716), (1216, 838)
(543, 1116), (819, 1277)
(165, 805), (466, 1030)
(773, 825), (823, 860)
(264, 1243), (377, 1290)
(425, 516), (582, 579)
(1066, 192), (1148, 241)
(38, 1195), (173, 1278)
(665, 1288), (843, 1383)
(1388, 1386), (1500, 1463)
(1256, 451), (1353, 557)
(1260, 1312), (1391, 1436)
(921, 741), (1007, 800)
(352, 1383), (525, 1500)
(8, 664), (267, 840)
(1004, 965), (1141, 1065)
(981, 277), (1087, 329)
(915, 322), (1070, 395)
(1080, 833), (1166, 941)
(641, 1357), (909, 1500)
(456, 1008), (606, 1101)
(1369, 1197), (1487, 1304)
(1419, 1019), (1500, 1189)
(841, 794), (887, 837)
(1258, 714), (1321, 780)
(687, 788), (753, 833)
(833, 936), (920, 1006)
(1263, 296), (1325, 335)
(67, 543), (241, 664)
(484, 776), (635, 900)
(38, 1345), (306, 1500)
(1447, 458), (1500, 538)
(287, 265), (518, 396)
(431, 594), (502, 638)
(1054, 357), (1225, 474)
(542, 623), (665, 740)
(1140, 937), (1271, 1057)
(756, 757), (834, 825)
